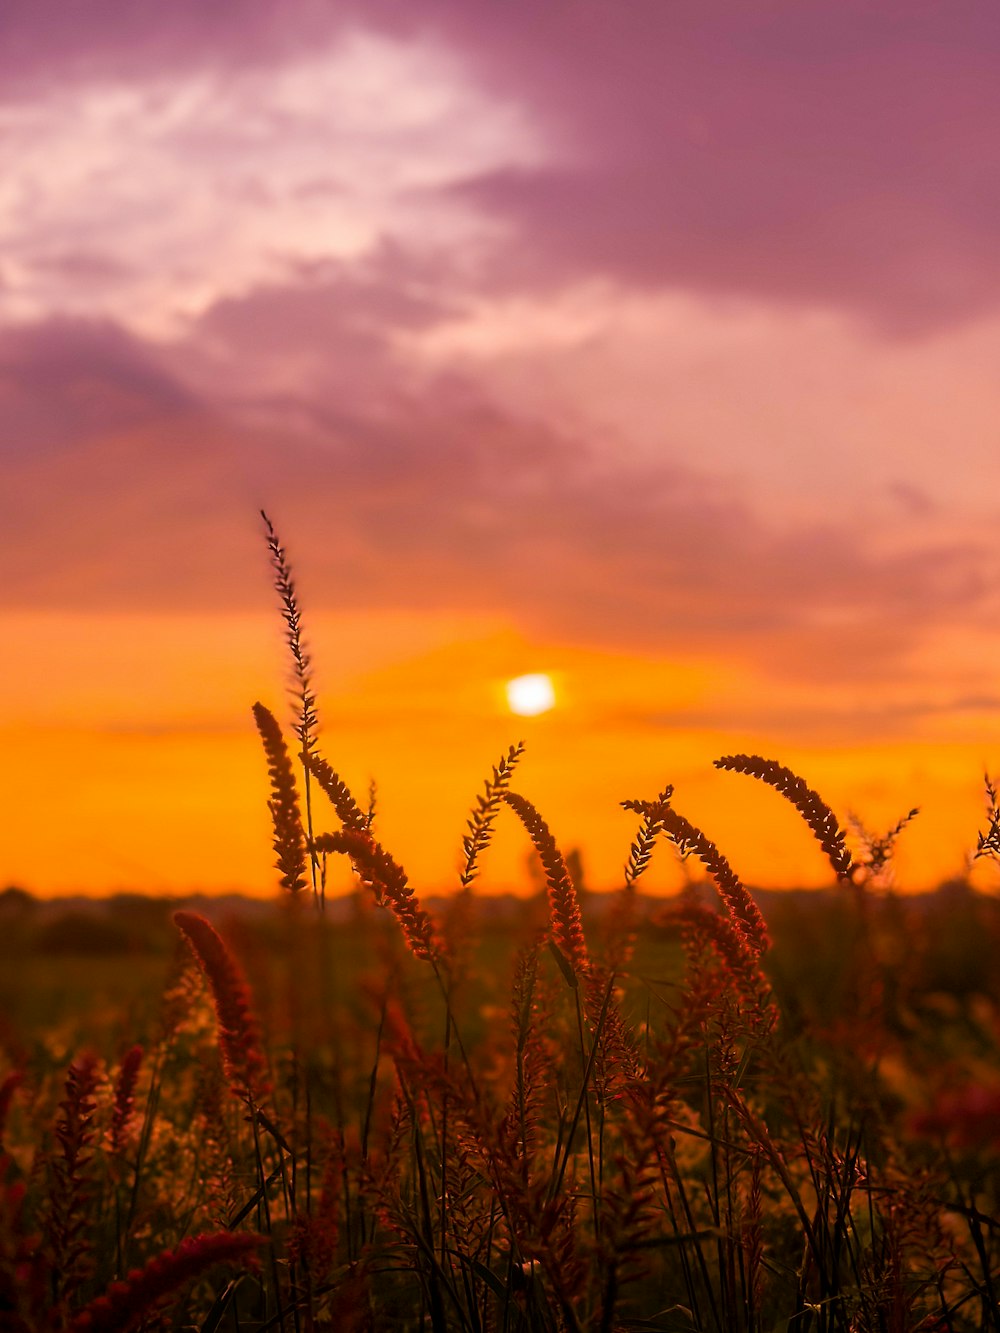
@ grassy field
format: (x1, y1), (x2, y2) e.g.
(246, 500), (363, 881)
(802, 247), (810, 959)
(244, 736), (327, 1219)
(2, 520), (999, 1331)
(2, 875), (1000, 1331)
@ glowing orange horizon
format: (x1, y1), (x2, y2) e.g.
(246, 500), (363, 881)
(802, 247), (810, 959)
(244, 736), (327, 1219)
(3, 608), (998, 900)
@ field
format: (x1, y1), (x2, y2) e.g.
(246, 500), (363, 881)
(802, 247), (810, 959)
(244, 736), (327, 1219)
(2, 526), (1000, 1332)
(2, 872), (1000, 1332)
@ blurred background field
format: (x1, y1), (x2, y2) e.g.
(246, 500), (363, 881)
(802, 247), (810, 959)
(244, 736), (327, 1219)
(4, 868), (1000, 1329)
(4, 876), (999, 1078)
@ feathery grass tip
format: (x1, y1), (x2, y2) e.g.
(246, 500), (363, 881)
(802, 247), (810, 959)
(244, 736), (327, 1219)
(260, 510), (318, 757)
(975, 772), (1000, 862)
(461, 741), (526, 887)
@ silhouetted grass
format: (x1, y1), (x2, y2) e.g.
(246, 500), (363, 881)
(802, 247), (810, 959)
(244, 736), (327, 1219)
(1, 521), (998, 1331)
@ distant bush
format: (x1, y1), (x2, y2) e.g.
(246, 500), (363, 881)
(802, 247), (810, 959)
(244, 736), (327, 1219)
(33, 910), (140, 955)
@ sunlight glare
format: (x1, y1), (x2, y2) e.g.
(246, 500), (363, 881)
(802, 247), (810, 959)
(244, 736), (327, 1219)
(506, 672), (556, 716)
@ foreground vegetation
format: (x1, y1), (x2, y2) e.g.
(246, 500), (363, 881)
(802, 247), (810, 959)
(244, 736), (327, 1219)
(2, 519), (999, 1331)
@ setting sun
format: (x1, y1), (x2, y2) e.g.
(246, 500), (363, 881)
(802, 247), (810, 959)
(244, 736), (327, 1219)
(505, 672), (556, 716)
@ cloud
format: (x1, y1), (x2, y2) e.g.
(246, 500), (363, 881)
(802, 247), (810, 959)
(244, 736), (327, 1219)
(0, 1), (315, 92)
(5, 302), (999, 698)
(429, 1), (1000, 333)
(0, 18), (540, 333)
(0, 318), (194, 453)
(608, 691), (1000, 746)
(3, 2), (999, 335)
(171, 250), (459, 411)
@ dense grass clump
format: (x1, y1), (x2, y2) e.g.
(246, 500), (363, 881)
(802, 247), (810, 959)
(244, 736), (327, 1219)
(1, 519), (999, 1332)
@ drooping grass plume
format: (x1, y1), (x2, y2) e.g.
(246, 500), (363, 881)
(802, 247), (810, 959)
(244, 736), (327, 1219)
(252, 702), (308, 894)
(173, 912), (270, 1103)
(502, 789), (589, 979)
(460, 741), (525, 888)
(312, 828), (439, 962)
(600, 785), (678, 970)
(656, 899), (759, 979)
(714, 753), (855, 880)
(622, 796), (769, 956)
(623, 784), (673, 887)
(653, 900), (774, 1027)
(69, 1231), (263, 1333)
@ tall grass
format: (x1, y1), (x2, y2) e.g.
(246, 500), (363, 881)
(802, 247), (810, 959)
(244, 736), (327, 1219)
(1, 519), (998, 1330)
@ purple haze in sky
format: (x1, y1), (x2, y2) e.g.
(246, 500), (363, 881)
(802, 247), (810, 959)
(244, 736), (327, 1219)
(2, 0), (1000, 709)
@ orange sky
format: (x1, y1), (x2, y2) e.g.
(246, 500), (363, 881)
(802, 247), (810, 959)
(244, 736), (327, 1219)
(3, 2), (1000, 897)
(3, 604), (1000, 896)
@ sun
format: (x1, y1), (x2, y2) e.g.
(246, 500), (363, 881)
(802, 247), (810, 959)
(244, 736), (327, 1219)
(505, 672), (556, 717)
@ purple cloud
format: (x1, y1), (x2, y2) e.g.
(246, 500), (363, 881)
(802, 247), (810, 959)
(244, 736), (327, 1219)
(435, 3), (1000, 332)
(0, 318), (194, 454)
(3, 2), (999, 332)
(5, 305), (998, 695)
(1, 3), (1000, 331)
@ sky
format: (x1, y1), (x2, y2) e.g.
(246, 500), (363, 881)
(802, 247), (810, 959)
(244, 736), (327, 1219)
(3, 0), (1000, 897)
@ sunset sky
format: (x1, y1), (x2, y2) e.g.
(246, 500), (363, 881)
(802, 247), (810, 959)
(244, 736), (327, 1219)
(4, 1), (1000, 898)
